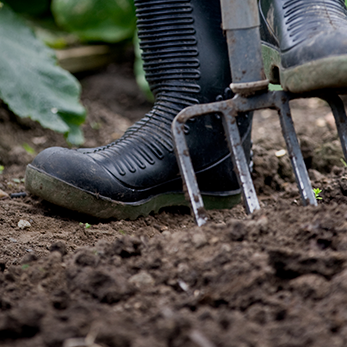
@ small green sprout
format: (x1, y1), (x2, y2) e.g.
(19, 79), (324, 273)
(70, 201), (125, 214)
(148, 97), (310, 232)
(21, 264), (30, 270)
(22, 143), (36, 155)
(313, 188), (323, 200)
(79, 222), (91, 229)
(341, 158), (347, 167)
(0, 165), (4, 174)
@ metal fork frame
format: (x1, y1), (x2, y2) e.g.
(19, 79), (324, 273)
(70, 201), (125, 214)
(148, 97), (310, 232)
(171, 0), (347, 226)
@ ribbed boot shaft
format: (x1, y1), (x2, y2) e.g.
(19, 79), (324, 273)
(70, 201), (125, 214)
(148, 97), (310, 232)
(135, 0), (201, 114)
(82, 0), (237, 178)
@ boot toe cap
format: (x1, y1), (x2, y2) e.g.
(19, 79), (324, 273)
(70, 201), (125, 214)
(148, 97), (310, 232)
(27, 146), (128, 201)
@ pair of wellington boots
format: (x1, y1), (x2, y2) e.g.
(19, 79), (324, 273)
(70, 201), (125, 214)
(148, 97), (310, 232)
(25, 0), (347, 220)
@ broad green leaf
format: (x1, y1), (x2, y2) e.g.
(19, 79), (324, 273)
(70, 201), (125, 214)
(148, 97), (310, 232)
(0, 4), (86, 145)
(51, 0), (136, 43)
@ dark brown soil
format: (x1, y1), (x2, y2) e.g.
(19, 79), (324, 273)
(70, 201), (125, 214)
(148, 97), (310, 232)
(1, 54), (347, 347)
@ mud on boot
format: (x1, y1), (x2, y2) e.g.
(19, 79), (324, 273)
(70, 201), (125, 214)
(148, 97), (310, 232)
(25, 0), (252, 220)
(259, 0), (347, 93)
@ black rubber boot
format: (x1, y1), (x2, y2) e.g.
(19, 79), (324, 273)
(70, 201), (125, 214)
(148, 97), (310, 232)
(259, 0), (347, 93)
(25, 0), (252, 220)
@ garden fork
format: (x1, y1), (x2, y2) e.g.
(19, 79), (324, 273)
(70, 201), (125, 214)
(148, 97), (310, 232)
(172, 0), (347, 226)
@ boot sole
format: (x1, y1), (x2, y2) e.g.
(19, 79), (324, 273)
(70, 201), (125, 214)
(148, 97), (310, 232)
(262, 43), (347, 93)
(25, 164), (241, 220)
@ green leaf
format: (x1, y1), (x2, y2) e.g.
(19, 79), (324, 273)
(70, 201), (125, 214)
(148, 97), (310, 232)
(313, 188), (323, 201)
(0, 4), (86, 145)
(28, 17), (80, 50)
(22, 143), (36, 155)
(65, 124), (84, 146)
(51, 0), (136, 43)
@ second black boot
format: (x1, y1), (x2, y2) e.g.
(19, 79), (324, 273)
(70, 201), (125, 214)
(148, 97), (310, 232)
(25, 0), (252, 220)
(259, 0), (347, 93)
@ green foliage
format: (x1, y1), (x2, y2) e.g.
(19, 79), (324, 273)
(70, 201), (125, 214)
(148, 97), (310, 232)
(29, 17), (80, 50)
(0, 4), (86, 145)
(79, 222), (91, 229)
(3, 0), (50, 15)
(313, 188), (323, 200)
(0, 165), (4, 174)
(51, 0), (136, 43)
(22, 143), (36, 155)
(0, 0), (146, 146)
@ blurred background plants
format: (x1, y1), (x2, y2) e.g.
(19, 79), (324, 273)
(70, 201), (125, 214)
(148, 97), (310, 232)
(0, 0), (142, 145)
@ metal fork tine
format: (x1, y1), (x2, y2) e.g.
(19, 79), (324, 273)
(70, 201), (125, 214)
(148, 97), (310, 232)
(276, 93), (317, 206)
(222, 108), (260, 214)
(322, 94), (347, 162)
(172, 114), (208, 227)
